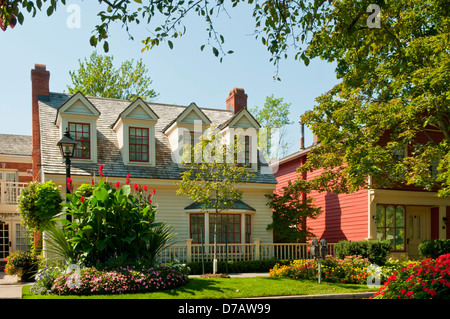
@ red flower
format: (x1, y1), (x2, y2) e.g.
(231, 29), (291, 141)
(67, 177), (73, 190)
(143, 185), (148, 192)
(80, 196), (85, 203)
(134, 184), (139, 192)
(126, 173), (130, 184)
(99, 164), (104, 177)
(149, 198), (152, 203)
(116, 181), (120, 189)
(152, 189), (156, 194)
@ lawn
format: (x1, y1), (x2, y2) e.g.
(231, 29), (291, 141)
(22, 276), (378, 299)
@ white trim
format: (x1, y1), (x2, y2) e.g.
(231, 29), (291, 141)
(226, 109), (261, 130)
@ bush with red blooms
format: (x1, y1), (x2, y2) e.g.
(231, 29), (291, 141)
(372, 253), (450, 299)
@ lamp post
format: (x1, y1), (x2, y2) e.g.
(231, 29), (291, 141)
(57, 128), (77, 222)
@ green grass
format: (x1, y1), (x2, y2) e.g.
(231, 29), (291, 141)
(22, 276), (379, 299)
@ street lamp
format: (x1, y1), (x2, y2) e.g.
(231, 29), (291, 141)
(57, 128), (78, 221)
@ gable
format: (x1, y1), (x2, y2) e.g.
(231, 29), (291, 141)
(177, 103), (211, 125)
(219, 108), (260, 130)
(112, 98), (159, 130)
(55, 91), (100, 127)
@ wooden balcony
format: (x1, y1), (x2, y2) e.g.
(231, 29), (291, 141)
(0, 182), (28, 207)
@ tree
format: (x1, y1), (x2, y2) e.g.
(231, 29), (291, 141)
(176, 126), (255, 274)
(3, 1), (449, 195)
(66, 51), (158, 101)
(250, 95), (293, 159)
(297, 0), (450, 197)
(266, 179), (321, 243)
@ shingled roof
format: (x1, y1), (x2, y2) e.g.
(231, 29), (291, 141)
(0, 134), (32, 157)
(38, 93), (277, 184)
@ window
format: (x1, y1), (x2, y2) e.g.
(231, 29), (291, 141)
(376, 205), (405, 250)
(235, 135), (252, 167)
(129, 127), (149, 162)
(189, 213), (252, 244)
(183, 131), (201, 163)
(190, 213), (205, 244)
(69, 122), (91, 159)
(209, 214), (241, 244)
(245, 214), (251, 244)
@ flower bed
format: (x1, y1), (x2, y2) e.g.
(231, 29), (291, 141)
(270, 256), (372, 285)
(372, 253), (450, 299)
(48, 266), (189, 296)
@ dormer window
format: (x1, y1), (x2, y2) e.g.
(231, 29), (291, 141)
(219, 108), (260, 171)
(163, 103), (211, 166)
(69, 122), (91, 159)
(111, 98), (159, 167)
(55, 92), (101, 163)
(129, 127), (149, 163)
(235, 135), (252, 168)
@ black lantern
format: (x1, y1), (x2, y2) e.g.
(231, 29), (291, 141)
(57, 128), (78, 221)
(57, 128), (77, 159)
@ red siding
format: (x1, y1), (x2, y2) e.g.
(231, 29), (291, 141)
(306, 167), (368, 243)
(275, 155), (369, 243)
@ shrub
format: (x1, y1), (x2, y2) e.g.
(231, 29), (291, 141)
(4, 250), (39, 282)
(187, 259), (291, 275)
(18, 181), (63, 232)
(419, 239), (450, 259)
(50, 265), (188, 296)
(29, 265), (66, 295)
(372, 253), (450, 299)
(335, 240), (391, 266)
(57, 174), (173, 267)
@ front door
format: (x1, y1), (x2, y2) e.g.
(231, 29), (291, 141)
(0, 221), (10, 259)
(406, 206), (430, 260)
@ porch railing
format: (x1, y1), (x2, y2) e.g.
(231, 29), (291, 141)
(0, 182), (28, 205)
(158, 239), (336, 263)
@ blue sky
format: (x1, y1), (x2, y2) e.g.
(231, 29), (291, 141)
(0, 1), (338, 156)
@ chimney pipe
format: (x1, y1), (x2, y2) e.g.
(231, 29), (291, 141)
(300, 120), (305, 150)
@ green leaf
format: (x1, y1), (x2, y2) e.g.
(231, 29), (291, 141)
(46, 5), (53, 16)
(103, 41), (109, 53)
(168, 40), (173, 49)
(212, 47), (219, 57)
(94, 187), (109, 202)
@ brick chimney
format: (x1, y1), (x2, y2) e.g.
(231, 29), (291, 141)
(31, 64), (50, 182)
(226, 88), (247, 114)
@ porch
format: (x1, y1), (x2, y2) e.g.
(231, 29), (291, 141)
(158, 239), (337, 263)
(0, 181), (28, 207)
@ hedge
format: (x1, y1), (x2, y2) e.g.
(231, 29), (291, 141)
(186, 259), (291, 275)
(418, 239), (450, 259)
(335, 240), (391, 266)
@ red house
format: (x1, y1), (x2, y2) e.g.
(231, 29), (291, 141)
(272, 125), (450, 260)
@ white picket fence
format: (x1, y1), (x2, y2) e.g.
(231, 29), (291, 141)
(158, 239), (336, 263)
